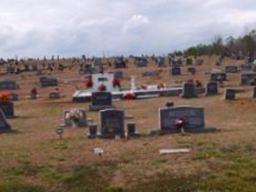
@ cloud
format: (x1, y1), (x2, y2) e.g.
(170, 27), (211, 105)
(0, 0), (256, 57)
(122, 14), (150, 34)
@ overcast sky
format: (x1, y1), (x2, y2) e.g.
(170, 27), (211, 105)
(0, 0), (256, 58)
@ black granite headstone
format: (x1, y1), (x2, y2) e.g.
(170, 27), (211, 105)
(99, 109), (125, 138)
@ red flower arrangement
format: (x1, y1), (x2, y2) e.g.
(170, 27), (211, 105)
(113, 78), (121, 88)
(86, 79), (93, 88)
(98, 84), (106, 92)
(175, 117), (186, 130)
(158, 83), (165, 89)
(0, 91), (10, 103)
(123, 92), (136, 100)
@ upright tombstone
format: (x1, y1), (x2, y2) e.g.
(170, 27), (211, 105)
(225, 66), (239, 73)
(181, 83), (196, 98)
(39, 77), (58, 87)
(158, 106), (205, 133)
(63, 109), (87, 127)
(225, 89), (236, 100)
(0, 109), (11, 132)
(89, 92), (113, 111)
(186, 58), (193, 65)
(114, 58), (126, 69)
(240, 63), (252, 71)
(113, 70), (124, 79)
(0, 101), (14, 118)
(136, 58), (148, 67)
(171, 67), (181, 75)
(187, 67), (196, 75)
(0, 80), (19, 91)
(206, 81), (218, 96)
(210, 72), (227, 82)
(99, 109), (125, 138)
(253, 86), (256, 98)
(49, 92), (61, 99)
(240, 73), (256, 86)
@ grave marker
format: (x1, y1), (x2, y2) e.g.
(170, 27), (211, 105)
(159, 106), (205, 133)
(99, 109), (125, 138)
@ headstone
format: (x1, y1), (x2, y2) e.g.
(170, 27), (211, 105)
(49, 92), (60, 99)
(240, 73), (256, 86)
(114, 59), (126, 69)
(0, 80), (19, 90)
(64, 109), (87, 127)
(181, 83), (196, 98)
(186, 58), (193, 65)
(126, 122), (139, 137)
(136, 58), (148, 67)
(240, 63), (252, 71)
(210, 72), (227, 82)
(87, 123), (97, 139)
(225, 89), (236, 100)
(159, 106), (205, 133)
(206, 81), (218, 96)
(113, 71), (124, 79)
(253, 87), (256, 98)
(187, 67), (196, 75)
(39, 77), (58, 87)
(89, 92), (113, 111)
(0, 109), (11, 132)
(0, 101), (14, 118)
(225, 66), (239, 73)
(99, 109), (125, 138)
(142, 70), (159, 77)
(171, 67), (181, 75)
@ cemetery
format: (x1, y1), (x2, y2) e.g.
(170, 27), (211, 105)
(1, 55), (256, 191)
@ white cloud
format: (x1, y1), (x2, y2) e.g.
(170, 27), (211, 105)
(0, 0), (256, 57)
(122, 14), (150, 34)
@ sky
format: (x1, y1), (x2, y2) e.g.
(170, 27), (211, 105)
(0, 0), (256, 58)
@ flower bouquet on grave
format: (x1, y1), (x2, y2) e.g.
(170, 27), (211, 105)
(98, 84), (106, 92)
(0, 91), (10, 103)
(175, 117), (186, 134)
(67, 109), (81, 127)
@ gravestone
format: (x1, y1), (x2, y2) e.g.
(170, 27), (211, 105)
(87, 122), (98, 139)
(206, 81), (218, 96)
(0, 109), (11, 132)
(89, 92), (113, 111)
(142, 70), (159, 77)
(159, 106), (205, 133)
(0, 101), (14, 118)
(171, 67), (181, 75)
(240, 73), (256, 86)
(113, 71), (124, 79)
(49, 92), (61, 99)
(114, 59), (126, 69)
(39, 77), (58, 87)
(187, 67), (196, 75)
(186, 58), (193, 65)
(181, 83), (196, 98)
(0, 80), (19, 90)
(136, 59), (148, 67)
(253, 87), (256, 98)
(210, 72), (227, 82)
(99, 109), (125, 138)
(240, 63), (252, 71)
(225, 89), (236, 100)
(64, 109), (87, 127)
(225, 66), (239, 73)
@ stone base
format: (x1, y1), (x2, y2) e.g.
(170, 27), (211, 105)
(149, 128), (206, 135)
(89, 105), (114, 111)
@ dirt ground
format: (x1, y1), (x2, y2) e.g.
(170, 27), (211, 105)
(0, 56), (256, 192)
